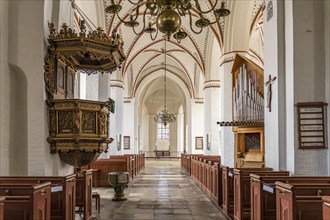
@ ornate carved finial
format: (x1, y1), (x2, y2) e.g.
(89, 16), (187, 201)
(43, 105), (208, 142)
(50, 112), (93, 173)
(79, 19), (86, 36)
(60, 23), (68, 36)
(48, 22), (56, 38)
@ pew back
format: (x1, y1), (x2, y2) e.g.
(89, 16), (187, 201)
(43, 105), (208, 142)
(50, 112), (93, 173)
(276, 181), (330, 220)
(323, 196), (330, 220)
(76, 170), (92, 220)
(221, 167), (274, 218)
(0, 182), (51, 220)
(0, 175), (76, 220)
(233, 169), (289, 220)
(0, 196), (3, 220)
(251, 175), (330, 220)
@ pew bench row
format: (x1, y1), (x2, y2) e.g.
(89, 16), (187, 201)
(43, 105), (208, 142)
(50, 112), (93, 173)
(89, 154), (145, 187)
(0, 170), (92, 220)
(181, 153), (330, 220)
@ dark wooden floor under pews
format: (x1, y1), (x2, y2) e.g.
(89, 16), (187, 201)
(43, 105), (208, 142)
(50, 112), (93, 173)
(181, 153), (330, 220)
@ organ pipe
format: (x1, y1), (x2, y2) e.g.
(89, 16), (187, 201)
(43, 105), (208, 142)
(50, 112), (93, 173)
(233, 64), (264, 121)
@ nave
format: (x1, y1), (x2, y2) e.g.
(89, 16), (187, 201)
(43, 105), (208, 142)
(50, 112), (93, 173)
(88, 160), (226, 220)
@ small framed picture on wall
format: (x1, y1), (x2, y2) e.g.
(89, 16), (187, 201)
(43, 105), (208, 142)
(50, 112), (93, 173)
(123, 136), (130, 150)
(195, 136), (203, 150)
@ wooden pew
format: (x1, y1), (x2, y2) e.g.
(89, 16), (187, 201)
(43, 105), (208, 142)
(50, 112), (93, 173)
(0, 175), (76, 220)
(125, 154), (137, 178)
(190, 155), (220, 188)
(91, 154), (144, 186)
(181, 154), (189, 174)
(0, 196), (3, 220)
(76, 170), (92, 220)
(221, 167), (273, 219)
(187, 155), (221, 208)
(181, 154), (204, 176)
(0, 182), (51, 220)
(233, 169), (290, 220)
(90, 157), (130, 186)
(323, 196), (330, 220)
(222, 166), (234, 217)
(210, 161), (222, 207)
(251, 175), (330, 220)
(276, 181), (330, 220)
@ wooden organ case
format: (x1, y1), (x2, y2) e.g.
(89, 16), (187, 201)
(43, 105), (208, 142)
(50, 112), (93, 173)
(231, 55), (265, 168)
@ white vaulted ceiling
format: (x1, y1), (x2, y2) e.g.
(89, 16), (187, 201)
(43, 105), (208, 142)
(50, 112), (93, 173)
(101, 0), (264, 102)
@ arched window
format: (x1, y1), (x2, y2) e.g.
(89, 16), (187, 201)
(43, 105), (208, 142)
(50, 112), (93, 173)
(157, 124), (169, 140)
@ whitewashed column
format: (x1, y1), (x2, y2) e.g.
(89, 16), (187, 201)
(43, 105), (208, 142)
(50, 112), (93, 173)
(108, 75), (124, 156)
(203, 81), (221, 155)
(123, 98), (136, 154)
(190, 99), (204, 154)
(86, 74), (99, 101)
(264, 0), (286, 171)
(219, 59), (235, 167)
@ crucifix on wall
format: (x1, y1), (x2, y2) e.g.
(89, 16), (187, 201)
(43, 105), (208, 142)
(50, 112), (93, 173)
(265, 75), (277, 112)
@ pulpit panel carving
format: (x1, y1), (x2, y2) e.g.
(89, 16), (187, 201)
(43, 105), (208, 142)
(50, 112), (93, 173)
(82, 111), (96, 134)
(58, 111), (73, 133)
(47, 99), (113, 169)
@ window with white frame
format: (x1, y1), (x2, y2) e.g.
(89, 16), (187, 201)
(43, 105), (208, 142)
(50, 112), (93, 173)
(157, 124), (169, 140)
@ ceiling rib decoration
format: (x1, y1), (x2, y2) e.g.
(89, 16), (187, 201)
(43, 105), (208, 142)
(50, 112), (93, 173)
(103, 0), (226, 83)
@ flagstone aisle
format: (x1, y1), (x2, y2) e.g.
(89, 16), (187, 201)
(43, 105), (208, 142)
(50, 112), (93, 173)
(89, 160), (227, 220)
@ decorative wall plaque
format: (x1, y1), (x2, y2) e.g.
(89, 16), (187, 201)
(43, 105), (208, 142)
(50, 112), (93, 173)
(296, 102), (328, 149)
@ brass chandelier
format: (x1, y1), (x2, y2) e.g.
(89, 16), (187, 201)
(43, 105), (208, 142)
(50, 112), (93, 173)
(105, 0), (230, 41)
(154, 37), (176, 126)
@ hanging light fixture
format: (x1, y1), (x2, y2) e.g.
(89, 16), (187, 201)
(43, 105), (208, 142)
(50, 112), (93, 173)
(154, 37), (176, 126)
(105, 0), (230, 42)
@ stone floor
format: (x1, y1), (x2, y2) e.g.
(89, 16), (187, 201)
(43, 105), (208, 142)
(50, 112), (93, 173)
(80, 160), (227, 220)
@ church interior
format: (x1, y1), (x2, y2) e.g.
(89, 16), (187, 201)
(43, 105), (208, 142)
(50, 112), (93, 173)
(0, 0), (330, 219)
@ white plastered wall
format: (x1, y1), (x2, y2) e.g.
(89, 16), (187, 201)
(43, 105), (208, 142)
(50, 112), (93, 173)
(325, 0), (330, 176)
(0, 0), (74, 175)
(284, 1), (328, 175)
(264, 0), (286, 171)
(293, 1), (329, 175)
(0, 0), (10, 175)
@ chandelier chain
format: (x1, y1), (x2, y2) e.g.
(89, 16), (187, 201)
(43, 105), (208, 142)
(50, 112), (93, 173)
(164, 37), (167, 110)
(153, 36), (176, 126)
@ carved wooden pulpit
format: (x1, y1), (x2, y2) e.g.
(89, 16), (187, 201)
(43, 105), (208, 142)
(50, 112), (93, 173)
(47, 99), (113, 170)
